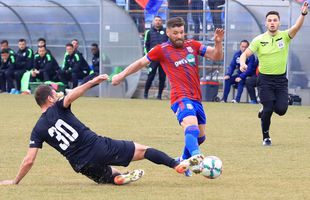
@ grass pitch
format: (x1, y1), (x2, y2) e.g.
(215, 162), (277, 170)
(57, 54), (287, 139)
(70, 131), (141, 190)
(0, 94), (310, 200)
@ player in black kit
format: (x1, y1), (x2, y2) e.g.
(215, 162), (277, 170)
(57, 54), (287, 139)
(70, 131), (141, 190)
(0, 74), (192, 186)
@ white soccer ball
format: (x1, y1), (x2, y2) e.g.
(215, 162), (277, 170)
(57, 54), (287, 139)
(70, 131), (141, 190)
(201, 156), (223, 179)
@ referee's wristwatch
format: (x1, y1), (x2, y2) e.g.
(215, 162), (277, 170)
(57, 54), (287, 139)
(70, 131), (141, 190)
(301, 11), (308, 16)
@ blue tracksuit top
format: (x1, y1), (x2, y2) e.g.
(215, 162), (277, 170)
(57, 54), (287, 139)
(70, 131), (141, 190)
(226, 50), (258, 79)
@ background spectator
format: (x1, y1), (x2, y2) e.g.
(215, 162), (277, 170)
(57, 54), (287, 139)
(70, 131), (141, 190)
(143, 16), (169, 99)
(59, 43), (89, 88)
(245, 58), (259, 104)
(31, 46), (59, 82)
(221, 40), (256, 103)
(0, 49), (16, 93)
(81, 43), (100, 84)
(90, 43), (100, 74)
(1, 40), (15, 55)
(71, 39), (90, 73)
(36, 38), (51, 54)
(15, 39), (34, 94)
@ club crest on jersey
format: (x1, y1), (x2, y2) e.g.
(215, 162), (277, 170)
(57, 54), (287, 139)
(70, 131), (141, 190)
(186, 47), (193, 53)
(174, 54), (196, 67)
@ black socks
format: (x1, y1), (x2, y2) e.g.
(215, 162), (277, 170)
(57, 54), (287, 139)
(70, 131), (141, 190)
(144, 148), (178, 168)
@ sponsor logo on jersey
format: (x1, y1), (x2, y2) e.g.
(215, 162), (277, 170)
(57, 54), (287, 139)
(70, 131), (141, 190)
(174, 54), (196, 67)
(174, 58), (189, 67)
(186, 54), (196, 66)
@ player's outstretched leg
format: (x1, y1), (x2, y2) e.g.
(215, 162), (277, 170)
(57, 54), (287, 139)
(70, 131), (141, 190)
(175, 154), (204, 175)
(174, 158), (190, 174)
(114, 169), (145, 185)
(175, 156), (192, 177)
(187, 154), (204, 174)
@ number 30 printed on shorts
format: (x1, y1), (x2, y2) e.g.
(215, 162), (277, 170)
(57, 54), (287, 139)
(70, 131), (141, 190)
(48, 119), (79, 150)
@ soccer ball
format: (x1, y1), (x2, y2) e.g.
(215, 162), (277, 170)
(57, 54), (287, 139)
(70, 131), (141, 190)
(200, 156), (223, 179)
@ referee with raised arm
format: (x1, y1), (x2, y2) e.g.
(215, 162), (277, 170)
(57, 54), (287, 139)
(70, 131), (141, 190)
(240, 2), (308, 146)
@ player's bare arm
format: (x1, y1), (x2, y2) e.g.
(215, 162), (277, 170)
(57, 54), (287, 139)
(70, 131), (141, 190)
(63, 74), (109, 108)
(111, 56), (150, 86)
(288, 1), (308, 39)
(240, 48), (254, 72)
(0, 148), (39, 185)
(204, 28), (224, 61)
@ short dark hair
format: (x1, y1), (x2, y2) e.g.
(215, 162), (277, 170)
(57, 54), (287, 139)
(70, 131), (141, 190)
(72, 39), (79, 43)
(66, 43), (74, 48)
(1, 40), (8, 45)
(167, 17), (185, 29)
(34, 85), (53, 107)
(91, 43), (98, 48)
(19, 38), (26, 43)
(154, 15), (162, 20)
(266, 11), (280, 19)
(240, 40), (249, 46)
(37, 38), (46, 43)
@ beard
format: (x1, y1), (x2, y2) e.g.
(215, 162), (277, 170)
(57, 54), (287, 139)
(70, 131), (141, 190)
(171, 38), (184, 48)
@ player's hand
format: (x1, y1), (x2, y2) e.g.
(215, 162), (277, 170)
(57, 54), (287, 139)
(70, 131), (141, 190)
(224, 75), (230, 80)
(214, 28), (224, 43)
(0, 180), (16, 185)
(235, 77), (242, 82)
(240, 63), (248, 72)
(111, 73), (124, 86)
(89, 74), (109, 85)
(301, 1), (308, 15)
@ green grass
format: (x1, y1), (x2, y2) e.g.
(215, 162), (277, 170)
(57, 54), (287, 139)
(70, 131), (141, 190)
(0, 94), (310, 200)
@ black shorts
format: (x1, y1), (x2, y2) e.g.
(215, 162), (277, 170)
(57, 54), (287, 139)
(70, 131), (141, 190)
(79, 136), (135, 184)
(257, 73), (288, 103)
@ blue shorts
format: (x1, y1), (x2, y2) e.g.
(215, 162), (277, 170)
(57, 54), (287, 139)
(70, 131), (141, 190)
(171, 98), (206, 124)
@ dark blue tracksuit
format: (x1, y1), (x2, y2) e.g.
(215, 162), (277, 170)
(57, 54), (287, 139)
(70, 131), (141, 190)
(144, 26), (168, 99)
(222, 50), (257, 102)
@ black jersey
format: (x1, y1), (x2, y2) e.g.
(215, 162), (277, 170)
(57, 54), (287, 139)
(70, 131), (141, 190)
(29, 98), (98, 171)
